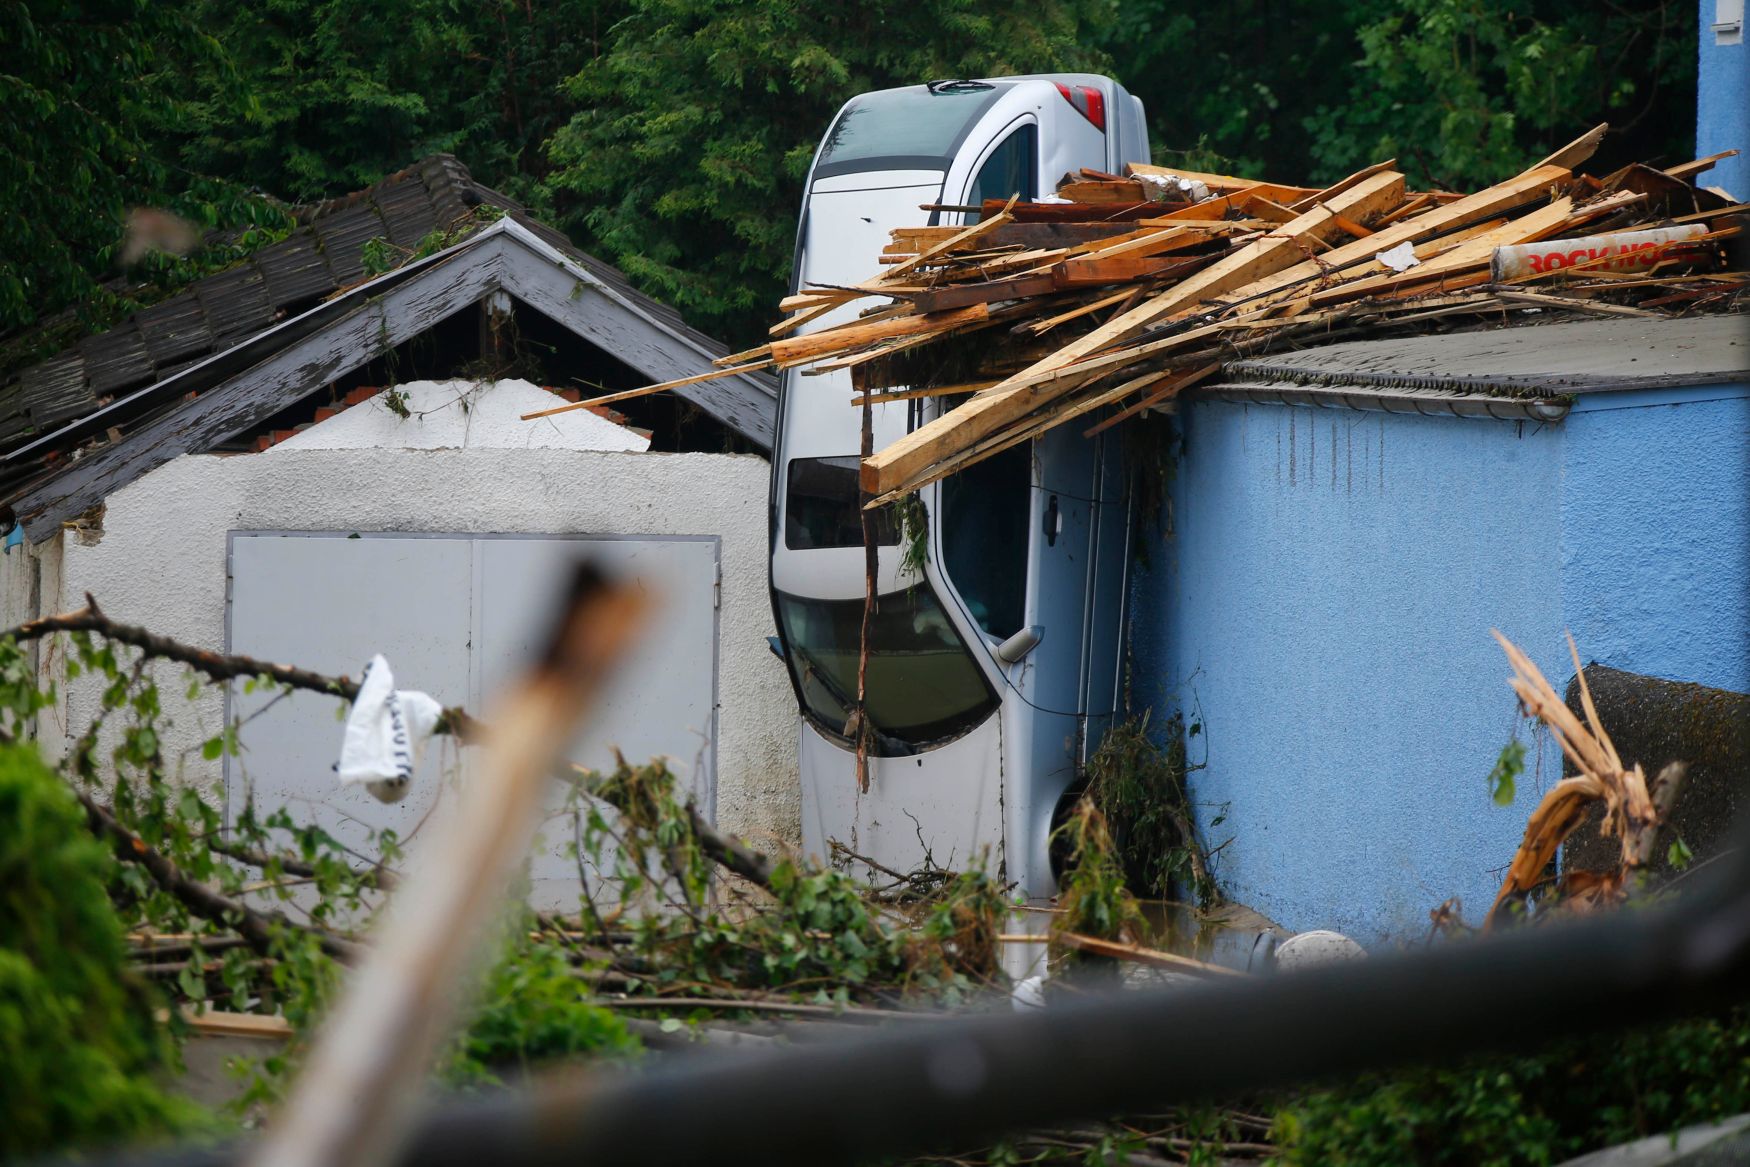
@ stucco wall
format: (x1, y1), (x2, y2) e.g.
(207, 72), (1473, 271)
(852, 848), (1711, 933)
(1698, 0), (1749, 199)
(1135, 385), (1750, 944)
(1563, 388), (1750, 694)
(4, 446), (799, 850)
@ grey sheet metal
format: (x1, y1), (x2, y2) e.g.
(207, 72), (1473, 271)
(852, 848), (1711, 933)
(1204, 314), (1750, 416)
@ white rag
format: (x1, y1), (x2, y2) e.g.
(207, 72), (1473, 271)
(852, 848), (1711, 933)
(336, 654), (444, 803)
(1376, 240), (1420, 273)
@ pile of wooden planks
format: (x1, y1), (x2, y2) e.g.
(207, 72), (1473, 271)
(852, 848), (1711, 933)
(726, 125), (1745, 503)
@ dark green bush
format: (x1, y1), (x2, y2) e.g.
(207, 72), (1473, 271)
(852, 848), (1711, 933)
(1276, 1007), (1750, 1165)
(0, 743), (204, 1158)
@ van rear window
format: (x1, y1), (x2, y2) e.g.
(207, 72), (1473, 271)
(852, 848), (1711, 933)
(817, 86), (1003, 171)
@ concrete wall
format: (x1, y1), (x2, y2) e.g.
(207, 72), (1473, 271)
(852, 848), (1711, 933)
(1134, 385), (1750, 944)
(1698, 0), (1749, 199)
(0, 445), (800, 851)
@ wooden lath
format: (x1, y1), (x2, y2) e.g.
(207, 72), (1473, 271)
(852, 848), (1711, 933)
(742, 121), (1744, 506)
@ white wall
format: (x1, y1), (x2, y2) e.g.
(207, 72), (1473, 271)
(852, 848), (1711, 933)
(275, 378), (651, 453)
(4, 445), (799, 851)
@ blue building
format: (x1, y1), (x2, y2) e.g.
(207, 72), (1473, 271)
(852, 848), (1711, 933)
(1699, 0), (1749, 199)
(1131, 316), (1749, 943)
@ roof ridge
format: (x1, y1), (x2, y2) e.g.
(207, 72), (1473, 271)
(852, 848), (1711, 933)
(296, 154), (474, 225)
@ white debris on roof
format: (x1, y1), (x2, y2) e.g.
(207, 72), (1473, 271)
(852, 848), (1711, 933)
(1375, 240), (1420, 273)
(1135, 172), (1212, 203)
(275, 378), (651, 453)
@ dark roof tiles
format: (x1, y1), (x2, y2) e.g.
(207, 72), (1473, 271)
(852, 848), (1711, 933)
(0, 154), (777, 470)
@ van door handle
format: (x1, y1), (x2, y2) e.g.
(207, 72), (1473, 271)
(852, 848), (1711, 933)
(1043, 495), (1060, 546)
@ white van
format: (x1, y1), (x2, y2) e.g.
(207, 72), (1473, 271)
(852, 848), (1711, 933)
(770, 75), (1150, 896)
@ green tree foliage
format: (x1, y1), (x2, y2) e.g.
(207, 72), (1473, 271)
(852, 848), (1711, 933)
(161, 0), (614, 206)
(1100, 0), (1697, 190)
(446, 922), (641, 1085)
(0, 1), (273, 335)
(545, 0), (1115, 343)
(2, 1), (1703, 351)
(0, 744), (203, 1158)
(1276, 1006), (1750, 1165)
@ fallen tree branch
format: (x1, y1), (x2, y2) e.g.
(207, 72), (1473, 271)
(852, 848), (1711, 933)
(74, 785), (361, 962)
(210, 838), (401, 893)
(5, 594), (482, 739)
(684, 798), (774, 889)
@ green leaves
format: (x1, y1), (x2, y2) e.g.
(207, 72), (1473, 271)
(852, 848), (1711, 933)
(1487, 739), (1527, 807)
(545, 0), (1112, 346)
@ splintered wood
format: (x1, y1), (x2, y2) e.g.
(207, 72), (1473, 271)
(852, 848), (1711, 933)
(735, 130), (1744, 502)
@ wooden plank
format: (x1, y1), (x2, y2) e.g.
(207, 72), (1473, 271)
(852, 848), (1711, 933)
(1202, 163), (1575, 316)
(768, 304), (988, 366)
(1133, 183), (1317, 225)
(849, 379), (1002, 406)
(1376, 192), (1434, 225)
(879, 197), (1017, 281)
(1000, 200), (1170, 223)
(1022, 287), (1139, 335)
(1493, 290), (1662, 317)
(1053, 252), (1210, 288)
(861, 311), (1255, 496)
(1127, 161), (1308, 197)
(1534, 122), (1608, 171)
(1053, 179), (1152, 204)
(1287, 158), (1399, 213)
(862, 169), (1408, 490)
(520, 360), (774, 419)
(1291, 192), (1647, 309)
(1081, 362), (1221, 437)
(1293, 201), (1573, 307)
(1663, 150), (1739, 181)
(182, 1007), (295, 1040)
(908, 273), (1058, 313)
(1054, 932), (1248, 978)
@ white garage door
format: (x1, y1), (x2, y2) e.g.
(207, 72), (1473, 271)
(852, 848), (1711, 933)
(225, 531), (719, 909)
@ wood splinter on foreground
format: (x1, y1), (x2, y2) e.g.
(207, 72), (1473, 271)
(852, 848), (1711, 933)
(1485, 631), (1688, 931)
(249, 564), (648, 1167)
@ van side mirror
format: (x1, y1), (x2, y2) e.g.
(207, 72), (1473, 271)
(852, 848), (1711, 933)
(996, 626), (1043, 664)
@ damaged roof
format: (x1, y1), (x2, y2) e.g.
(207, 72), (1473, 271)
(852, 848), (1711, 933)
(1201, 314), (1750, 420)
(0, 156), (777, 540)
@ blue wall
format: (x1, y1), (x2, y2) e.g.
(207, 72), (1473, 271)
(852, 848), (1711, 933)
(1133, 387), (1750, 944)
(1698, 0), (1749, 200)
(1564, 388), (1750, 694)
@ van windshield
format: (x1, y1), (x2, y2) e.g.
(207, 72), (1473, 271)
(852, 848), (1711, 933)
(774, 587), (998, 752)
(817, 86), (1004, 172)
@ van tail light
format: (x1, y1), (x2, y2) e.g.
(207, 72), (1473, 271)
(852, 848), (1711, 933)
(1054, 83), (1107, 132)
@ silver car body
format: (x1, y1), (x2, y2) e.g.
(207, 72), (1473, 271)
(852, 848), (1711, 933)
(770, 75), (1149, 895)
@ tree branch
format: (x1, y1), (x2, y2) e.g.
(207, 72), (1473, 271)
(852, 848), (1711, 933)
(74, 784), (362, 962)
(684, 798), (774, 889)
(5, 593), (481, 739)
(210, 838), (401, 893)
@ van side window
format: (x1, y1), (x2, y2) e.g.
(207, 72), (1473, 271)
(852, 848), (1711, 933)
(786, 456), (899, 550)
(968, 124), (1037, 212)
(940, 443), (1029, 637)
